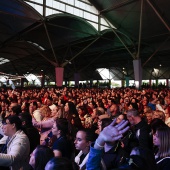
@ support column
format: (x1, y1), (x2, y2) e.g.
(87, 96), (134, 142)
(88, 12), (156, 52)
(121, 79), (125, 87)
(125, 76), (130, 87)
(156, 79), (158, 87)
(166, 79), (169, 87)
(74, 73), (80, 88)
(20, 78), (24, 88)
(90, 79), (93, 88)
(109, 79), (111, 89)
(149, 79), (152, 87)
(133, 59), (142, 89)
(55, 67), (64, 87)
(41, 71), (45, 88)
(64, 80), (68, 87)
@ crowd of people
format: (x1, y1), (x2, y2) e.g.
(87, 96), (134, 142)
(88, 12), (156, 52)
(0, 86), (170, 170)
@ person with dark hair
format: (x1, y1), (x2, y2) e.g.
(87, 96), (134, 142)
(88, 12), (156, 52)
(153, 127), (170, 170)
(86, 119), (129, 170)
(45, 157), (74, 170)
(11, 105), (21, 116)
(0, 115), (30, 170)
(150, 118), (168, 135)
(106, 98), (116, 116)
(128, 102), (139, 111)
(64, 102), (83, 137)
(19, 112), (40, 154)
(52, 118), (72, 159)
(29, 145), (54, 170)
(29, 101), (41, 122)
(74, 129), (98, 169)
(127, 109), (152, 150)
(116, 114), (127, 125)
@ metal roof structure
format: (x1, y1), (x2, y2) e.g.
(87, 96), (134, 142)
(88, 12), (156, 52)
(0, 0), (170, 83)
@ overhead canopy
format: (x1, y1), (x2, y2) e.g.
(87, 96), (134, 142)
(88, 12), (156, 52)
(0, 0), (170, 82)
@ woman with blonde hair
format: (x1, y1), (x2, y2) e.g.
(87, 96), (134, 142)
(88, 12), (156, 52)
(152, 110), (165, 122)
(40, 105), (51, 121)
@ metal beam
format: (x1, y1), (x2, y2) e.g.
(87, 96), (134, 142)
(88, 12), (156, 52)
(47, 23), (97, 36)
(99, 0), (138, 14)
(61, 36), (101, 67)
(79, 51), (105, 72)
(136, 0), (143, 59)
(142, 36), (170, 67)
(24, 40), (58, 67)
(146, 0), (170, 31)
(104, 18), (136, 59)
(43, 22), (59, 65)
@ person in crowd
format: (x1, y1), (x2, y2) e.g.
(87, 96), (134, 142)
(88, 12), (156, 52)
(29, 101), (42, 122)
(164, 106), (170, 127)
(109, 103), (120, 119)
(64, 101), (83, 136)
(150, 118), (168, 135)
(153, 127), (170, 170)
(95, 115), (111, 135)
(77, 106), (87, 127)
(21, 102), (30, 113)
(86, 119), (129, 170)
(45, 157), (74, 170)
(11, 105), (21, 116)
(152, 110), (165, 122)
(145, 111), (153, 124)
(19, 112), (40, 154)
(90, 107), (105, 132)
(126, 109), (152, 150)
(106, 98), (116, 116)
(49, 103), (62, 119)
(0, 115), (30, 170)
(74, 129), (98, 170)
(87, 118), (157, 170)
(32, 104), (61, 143)
(29, 145), (54, 170)
(116, 114), (127, 125)
(51, 118), (72, 159)
(122, 97), (131, 114)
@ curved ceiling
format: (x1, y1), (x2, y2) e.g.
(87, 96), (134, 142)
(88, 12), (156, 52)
(0, 0), (170, 82)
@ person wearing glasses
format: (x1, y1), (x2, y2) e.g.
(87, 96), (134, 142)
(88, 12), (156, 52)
(0, 115), (30, 170)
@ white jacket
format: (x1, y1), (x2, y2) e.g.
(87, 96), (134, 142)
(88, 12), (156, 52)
(0, 130), (30, 170)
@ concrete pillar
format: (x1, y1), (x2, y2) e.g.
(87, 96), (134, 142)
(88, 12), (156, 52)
(41, 71), (45, 88)
(156, 79), (158, 87)
(125, 76), (130, 87)
(20, 78), (24, 88)
(55, 67), (64, 87)
(133, 59), (142, 89)
(166, 79), (169, 87)
(90, 79), (93, 88)
(121, 79), (125, 87)
(109, 79), (111, 88)
(74, 73), (80, 87)
(149, 79), (152, 87)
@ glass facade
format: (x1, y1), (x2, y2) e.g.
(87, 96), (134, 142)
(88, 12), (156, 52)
(24, 0), (112, 31)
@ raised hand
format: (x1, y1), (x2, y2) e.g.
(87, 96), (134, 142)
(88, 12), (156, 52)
(94, 119), (129, 149)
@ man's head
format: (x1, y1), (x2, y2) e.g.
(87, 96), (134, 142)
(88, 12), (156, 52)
(110, 104), (119, 117)
(108, 98), (115, 107)
(127, 109), (141, 125)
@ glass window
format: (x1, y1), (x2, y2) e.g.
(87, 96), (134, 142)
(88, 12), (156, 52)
(66, 5), (74, 14)
(34, 0), (43, 3)
(46, 8), (53, 16)
(46, 0), (53, 6)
